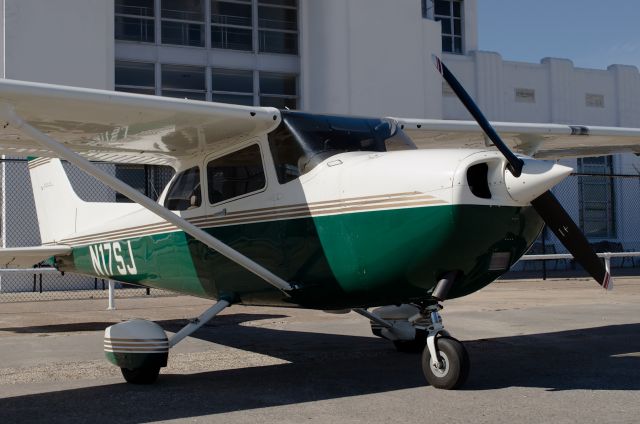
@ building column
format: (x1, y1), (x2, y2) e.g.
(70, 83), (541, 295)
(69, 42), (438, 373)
(609, 64), (640, 128)
(472, 51), (504, 120)
(542, 57), (575, 124)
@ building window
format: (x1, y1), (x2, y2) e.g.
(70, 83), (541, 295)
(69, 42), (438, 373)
(515, 88), (536, 103)
(161, 0), (205, 47)
(161, 65), (206, 100)
(259, 72), (297, 109)
(212, 68), (254, 106)
(442, 81), (455, 97)
(586, 93), (605, 108)
(425, 0), (463, 54)
(114, 62), (299, 108)
(258, 0), (298, 54)
(578, 156), (615, 238)
(211, 0), (253, 51)
(115, 61), (156, 95)
(116, 0), (299, 55)
(115, 0), (155, 43)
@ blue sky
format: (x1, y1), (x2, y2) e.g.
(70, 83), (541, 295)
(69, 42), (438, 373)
(477, 0), (640, 70)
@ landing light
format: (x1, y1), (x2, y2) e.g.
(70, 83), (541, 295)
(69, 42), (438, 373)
(488, 252), (511, 271)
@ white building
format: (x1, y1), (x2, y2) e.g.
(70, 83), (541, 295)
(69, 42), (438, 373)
(0, 0), (639, 256)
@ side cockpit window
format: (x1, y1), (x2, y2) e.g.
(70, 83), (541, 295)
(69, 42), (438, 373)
(164, 166), (202, 211)
(207, 144), (266, 204)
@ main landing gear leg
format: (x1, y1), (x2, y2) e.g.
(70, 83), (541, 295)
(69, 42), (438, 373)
(104, 299), (231, 384)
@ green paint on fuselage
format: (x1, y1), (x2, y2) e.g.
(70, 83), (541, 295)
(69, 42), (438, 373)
(59, 205), (543, 310)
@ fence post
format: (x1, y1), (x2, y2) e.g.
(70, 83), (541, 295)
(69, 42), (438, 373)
(107, 280), (116, 310)
(541, 227), (547, 281)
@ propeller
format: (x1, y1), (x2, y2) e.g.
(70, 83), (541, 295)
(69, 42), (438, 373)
(432, 55), (612, 290)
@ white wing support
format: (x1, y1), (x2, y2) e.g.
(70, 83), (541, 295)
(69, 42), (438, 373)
(0, 246), (71, 268)
(0, 105), (295, 294)
(393, 118), (640, 159)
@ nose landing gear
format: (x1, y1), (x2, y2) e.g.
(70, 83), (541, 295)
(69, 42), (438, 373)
(354, 302), (469, 390)
(420, 305), (469, 390)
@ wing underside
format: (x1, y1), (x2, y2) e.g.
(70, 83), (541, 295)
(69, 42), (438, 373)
(0, 79), (281, 166)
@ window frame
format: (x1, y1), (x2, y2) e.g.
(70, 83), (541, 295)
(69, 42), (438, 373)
(211, 0), (254, 51)
(161, 0), (206, 47)
(205, 142), (268, 207)
(160, 64), (207, 100)
(425, 0), (464, 55)
(115, 60), (156, 94)
(211, 67), (255, 105)
(163, 165), (204, 211)
(115, 0), (156, 43)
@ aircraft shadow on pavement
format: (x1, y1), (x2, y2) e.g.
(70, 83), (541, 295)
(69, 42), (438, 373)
(0, 316), (639, 423)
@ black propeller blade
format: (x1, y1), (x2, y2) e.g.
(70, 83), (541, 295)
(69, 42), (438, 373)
(432, 55), (612, 290)
(531, 192), (611, 289)
(433, 55), (524, 177)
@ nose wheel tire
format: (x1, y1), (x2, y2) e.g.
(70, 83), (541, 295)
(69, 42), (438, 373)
(121, 366), (161, 385)
(421, 336), (469, 390)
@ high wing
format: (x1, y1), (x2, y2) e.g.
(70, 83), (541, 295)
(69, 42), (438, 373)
(394, 118), (640, 159)
(0, 246), (71, 268)
(0, 79), (281, 166)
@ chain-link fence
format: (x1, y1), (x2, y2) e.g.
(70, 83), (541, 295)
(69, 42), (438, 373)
(0, 157), (175, 302)
(506, 165), (640, 279)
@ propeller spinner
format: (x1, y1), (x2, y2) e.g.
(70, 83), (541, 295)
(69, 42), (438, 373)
(432, 55), (612, 290)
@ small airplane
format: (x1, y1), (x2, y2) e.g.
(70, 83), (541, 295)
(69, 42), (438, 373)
(0, 56), (639, 389)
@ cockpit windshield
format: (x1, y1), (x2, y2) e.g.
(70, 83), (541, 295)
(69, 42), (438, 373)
(268, 111), (416, 184)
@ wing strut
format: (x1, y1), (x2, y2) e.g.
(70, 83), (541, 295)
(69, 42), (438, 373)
(0, 105), (295, 294)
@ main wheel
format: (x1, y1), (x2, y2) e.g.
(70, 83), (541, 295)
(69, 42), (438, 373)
(121, 366), (161, 384)
(421, 336), (469, 390)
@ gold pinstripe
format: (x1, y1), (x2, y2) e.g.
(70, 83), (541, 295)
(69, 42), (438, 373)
(61, 193), (448, 247)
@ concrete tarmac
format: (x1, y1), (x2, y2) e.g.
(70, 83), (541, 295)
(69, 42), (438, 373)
(0, 278), (639, 423)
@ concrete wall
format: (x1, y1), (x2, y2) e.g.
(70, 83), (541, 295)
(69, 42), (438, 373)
(443, 51), (640, 127)
(300, 0), (443, 118)
(4, 0), (114, 89)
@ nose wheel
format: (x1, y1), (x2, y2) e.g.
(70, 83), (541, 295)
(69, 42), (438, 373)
(421, 335), (469, 390)
(355, 302), (470, 389)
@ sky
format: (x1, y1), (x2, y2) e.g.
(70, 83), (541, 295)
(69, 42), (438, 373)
(477, 0), (640, 70)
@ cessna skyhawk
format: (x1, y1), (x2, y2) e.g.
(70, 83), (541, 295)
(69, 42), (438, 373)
(0, 57), (639, 390)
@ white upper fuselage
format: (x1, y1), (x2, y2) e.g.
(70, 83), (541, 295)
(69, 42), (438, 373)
(55, 134), (561, 248)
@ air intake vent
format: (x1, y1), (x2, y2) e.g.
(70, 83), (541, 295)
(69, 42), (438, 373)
(467, 163), (491, 199)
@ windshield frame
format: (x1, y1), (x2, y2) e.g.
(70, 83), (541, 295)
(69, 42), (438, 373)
(268, 111), (416, 184)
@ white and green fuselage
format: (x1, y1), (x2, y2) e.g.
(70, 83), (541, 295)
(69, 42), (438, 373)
(30, 138), (545, 309)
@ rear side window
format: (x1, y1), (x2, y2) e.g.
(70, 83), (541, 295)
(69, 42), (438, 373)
(163, 166), (202, 211)
(207, 144), (266, 204)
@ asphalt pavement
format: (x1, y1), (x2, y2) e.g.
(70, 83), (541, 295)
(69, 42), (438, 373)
(0, 278), (639, 423)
